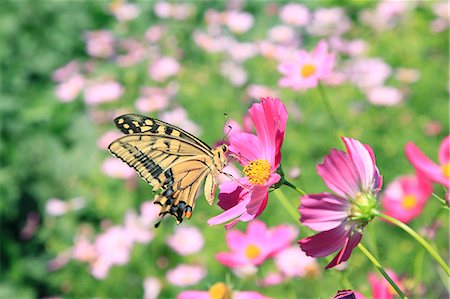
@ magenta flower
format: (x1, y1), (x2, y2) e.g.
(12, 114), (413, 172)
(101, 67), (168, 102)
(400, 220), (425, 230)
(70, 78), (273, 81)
(368, 270), (403, 299)
(298, 137), (382, 269)
(381, 174), (432, 223)
(177, 282), (272, 299)
(278, 40), (335, 91)
(215, 220), (295, 268)
(207, 97), (288, 228)
(405, 136), (450, 188)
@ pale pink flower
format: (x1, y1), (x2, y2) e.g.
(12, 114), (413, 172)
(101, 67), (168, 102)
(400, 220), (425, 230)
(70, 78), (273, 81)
(101, 157), (136, 179)
(231, 264), (258, 278)
(46, 198), (69, 216)
(329, 36), (367, 57)
(430, 2), (449, 32)
(171, 3), (195, 20)
(279, 3), (310, 26)
(368, 270), (403, 299)
(268, 25), (297, 44)
(365, 86), (404, 106)
(143, 277), (162, 299)
(275, 246), (320, 278)
(85, 30), (115, 58)
(95, 226), (133, 266)
(48, 250), (71, 271)
(124, 210), (154, 244)
(227, 41), (258, 63)
(97, 130), (123, 150)
(90, 258), (111, 280)
(166, 264), (206, 287)
(395, 68), (421, 84)
(261, 272), (285, 287)
(177, 282), (272, 299)
(359, 1), (411, 32)
(159, 107), (201, 136)
(307, 7), (351, 36)
(84, 81), (124, 105)
(208, 98), (288, 228)
(109, 1), (139, 22)
(166, 226), (204, 255)
(116, 39), (146, 67)
(405, 136), (450, 188)
(52, 60), (80, 82)
(278, 40), (335, 91)
(246, 84), (278, 100)
(154, 2), (171, 18)
(220, 60), (248, 87)
(135, 86), (172, 113)
(72, 235), (96, 262)
(299, 137), (382, 269)
(225, 11), (254, 34)
(145, 25), (165, 43)
(343, 58), (392, 89)
(215, 220), (295, 267)
(148, 57), (180, 82)
(140, 200), (162, 226)
(381, 174), (432, 223)
(55, 74), (84, 102)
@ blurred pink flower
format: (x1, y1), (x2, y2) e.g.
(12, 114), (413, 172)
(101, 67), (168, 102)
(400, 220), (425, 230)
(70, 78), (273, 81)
(215, 220), (295, 268)
(177, 282), (272, 299)
(381, 174), (432, 223)
(166, 264), (206, 287)
(343, 58), (392, 89)
(166, 226), (204, 255)
(46, 198), (68, 216)
(365, 86), (404, 106)
(84, 81), (124, 105)
(424, 121), (442, 137)
(101, 157), (136, 179)
(20, 212), (39, 240)
(359, 1), (411, 32)
(261, 272), (284, 287)
(154, 2), (194, 20)
(278, 40), (335, 91)
(97, 130), (123, 150)
(154, 2), (171, 18)
(55, 74), (85, 102)
(95, 226), (132, 266)
(116, 39), (146, 67)
(368, 270), (403, 299)
(90, 258), (111, 280)
(329, 36), (367, 57)
(394, 68), (420, 84)
(405, 136), (450, 188)
(85, 30), (115, 58)
(145, 25), (165, 43)
(268, 25), (296, 44)
(225, 11), (254, 34)
(307, 7), (351, 36)
(208, 98), (287, 228)
(159, 107), (201, 136)
(135, 86), (172, 113)
(124, 210), (154, 244)
(109, 0), (139, 22)
(227, 41), (258, 63)
(140, 200), (162, 225)
(52, 60), (80, 82)
(279, 3), (310, 26)
(72, 235), (96, 262)
(274, 246), (320, 278)
(143, 277), (162, 299)
(246, 84), (278, 100)
(148, 57), (180, 82)
(220, 60), (248, 86)
(299, 137), (382, 269)
(430, 2), (449, 33)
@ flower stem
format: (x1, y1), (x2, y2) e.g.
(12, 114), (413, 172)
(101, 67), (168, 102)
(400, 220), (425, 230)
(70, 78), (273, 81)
(273, 189), (299, 223)
(431, 192), (450, 209)
(357, 243), (408, 299)
(317, 83), (344, 136)
(283, 180), (307, 196)
(375, 211), (450, 276)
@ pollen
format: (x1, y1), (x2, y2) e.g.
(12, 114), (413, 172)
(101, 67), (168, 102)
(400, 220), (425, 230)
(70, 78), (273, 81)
(243, 159), (271, 185)
(301, 64), (317, 78)
(244, 244), (261, 259)
(441, 163), (450, 178)
(402, 194), (417, 210)
(208, 282), (232, 299)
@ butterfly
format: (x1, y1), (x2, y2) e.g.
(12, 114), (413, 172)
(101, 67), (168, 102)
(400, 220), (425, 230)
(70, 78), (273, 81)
(108, 113), (228, 226)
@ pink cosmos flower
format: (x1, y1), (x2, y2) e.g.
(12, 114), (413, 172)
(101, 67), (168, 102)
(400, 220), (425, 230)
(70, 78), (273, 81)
(135, 86), (172, 113)
(215, 220), (295, 268)
(405, 136), (450, 188)
(101, 157), (136, 179)
(108, 0), (139, 22)
(166, 226), (204, 255)
(84, 81), (124, 105)
(278, 40), (335, 91)
(123, 210), (154, 244)
(368, 270), (403, 299)
(95, 226), (133, 266)
(177, 282), (272, 299)
(225, 11), (254, 34)
(148, 57), (180, 82)
(72, 235), (96, 262)
(208, 97), (288, 228)
(279, 3), (310, 27)
(84, 30), (115, 58)
(97, 130), (123, 150)
(298, 137), (382, 269)
(381, 174), (432, 223)
(343, 58), (392, 90)
(166, 264), (206, 287)
(52, 60), (80, 82)
(307, 7), (351, 36)
(159, 107), (200, 136)
(365, 86), (404, 106)
(143, 277), (162, 299)
(274, 246), (320, 278)
(55, 74), (85, 102)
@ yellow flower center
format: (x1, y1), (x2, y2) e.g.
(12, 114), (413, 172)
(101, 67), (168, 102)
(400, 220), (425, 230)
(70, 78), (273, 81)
(301, 64), (317, 78)
(351, 192), (370, 217)
(441, 163), (450, 178)
(208, 282), (232, 299)
(243, 159), (271, 185)
(401, 194), (417, 210)
(244, 244), (261, 259)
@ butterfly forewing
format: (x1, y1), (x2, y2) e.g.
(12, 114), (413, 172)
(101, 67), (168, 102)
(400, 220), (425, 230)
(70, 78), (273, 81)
(108, 114), (228, 225)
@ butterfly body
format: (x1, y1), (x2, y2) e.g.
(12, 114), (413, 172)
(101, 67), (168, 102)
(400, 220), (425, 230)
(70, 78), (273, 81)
(108, 114), (227, 224)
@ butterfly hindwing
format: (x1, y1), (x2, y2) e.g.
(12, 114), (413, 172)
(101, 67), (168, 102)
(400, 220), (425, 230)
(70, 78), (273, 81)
(108, 115), (228, 225)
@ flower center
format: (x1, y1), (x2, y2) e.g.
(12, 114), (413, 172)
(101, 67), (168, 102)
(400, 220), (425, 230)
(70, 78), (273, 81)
(401, 194), (417, 210)
(441, 163), (450, 178)
(301, 64), (317, 78)
(243, 159), (271, 185)
(244, 244), (261, 259)
(208, 282), (232, 299)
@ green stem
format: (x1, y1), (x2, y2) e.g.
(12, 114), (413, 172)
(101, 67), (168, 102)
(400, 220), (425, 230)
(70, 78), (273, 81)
(375, 211), (450, 276)
(317, 83), (344, 136)
(283, 180), (307, 196)
(273, 189), (299, 223)
(357, 243), (408, 299)
(431, 192), (450, 209)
